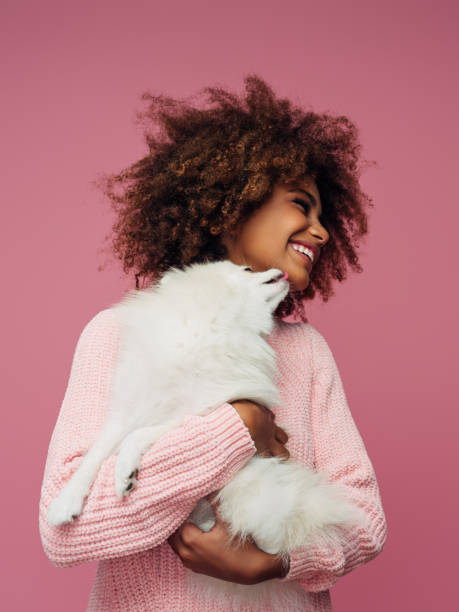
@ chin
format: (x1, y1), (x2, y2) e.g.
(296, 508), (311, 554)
(289, 276), (309, 292)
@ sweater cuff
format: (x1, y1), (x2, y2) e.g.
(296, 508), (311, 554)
(277, 531), (345, 588)
(193, 401), (257, 459)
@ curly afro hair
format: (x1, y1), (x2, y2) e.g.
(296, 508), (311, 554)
(95, 73), (375, 323)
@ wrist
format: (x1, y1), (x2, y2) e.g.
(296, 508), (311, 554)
(273, 554), (290, 579)
(256, 552), (290, 582)
(279, 554), (290, 578)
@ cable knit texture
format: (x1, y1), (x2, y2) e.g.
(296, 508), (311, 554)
(39, 308), (387, 611)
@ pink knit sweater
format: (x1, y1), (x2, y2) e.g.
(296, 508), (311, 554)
(39, 308), (387, 611)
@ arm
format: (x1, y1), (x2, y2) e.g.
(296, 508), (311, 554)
(278, 326), (387, 591)
(39, 309), (256, 568)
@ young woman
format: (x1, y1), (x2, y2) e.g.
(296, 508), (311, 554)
(39, 74), (387, 611)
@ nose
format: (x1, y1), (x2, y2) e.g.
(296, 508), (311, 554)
(309, 221), (329, 246)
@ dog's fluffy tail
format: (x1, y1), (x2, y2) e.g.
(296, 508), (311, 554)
(214, 455), (368, 555)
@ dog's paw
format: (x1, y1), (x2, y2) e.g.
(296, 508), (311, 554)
(115, 468), (138, 499)
(47, 487), (85, 526)
(187, 498), (216, 532)
(115, 456), (139, 500)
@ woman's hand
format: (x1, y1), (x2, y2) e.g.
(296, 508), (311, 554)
(167, 499), (288, 585)
(230, 400), (290, 459)
(168, 402), (290, 584)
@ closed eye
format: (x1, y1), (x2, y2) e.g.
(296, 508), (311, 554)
(293, 198), (310, 212)
(293, 198), (324, 223)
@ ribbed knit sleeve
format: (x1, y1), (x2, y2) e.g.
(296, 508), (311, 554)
(39, 309), (256, 568)
(278, 326), (387, 591)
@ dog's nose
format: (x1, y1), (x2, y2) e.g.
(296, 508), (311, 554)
(264, 270), (287, 284)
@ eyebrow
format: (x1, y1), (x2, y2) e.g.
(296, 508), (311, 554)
(287, 188), (323, 216)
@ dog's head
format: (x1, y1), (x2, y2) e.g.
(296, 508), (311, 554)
(155, 260), (290, 336)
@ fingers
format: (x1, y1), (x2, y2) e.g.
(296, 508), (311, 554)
(168, 527), (190, 557)
(259, 422), (289, 458)
(257, 403), (275, 420)
(168, 522), (200, 558)
(276, 422), (291, 437)
(274, 425), (288, 444)
(180, 522), (206, 547)
(269, 440), (290, 460)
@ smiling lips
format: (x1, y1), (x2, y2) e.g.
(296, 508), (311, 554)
(289, 243), (313, 271)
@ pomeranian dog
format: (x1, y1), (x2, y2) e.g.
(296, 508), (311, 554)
(48, 260), (365, 604)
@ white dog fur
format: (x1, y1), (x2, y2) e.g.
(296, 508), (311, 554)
(48, 260), (367, 606)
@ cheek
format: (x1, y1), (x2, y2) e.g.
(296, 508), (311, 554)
(236, 216), (288, 265)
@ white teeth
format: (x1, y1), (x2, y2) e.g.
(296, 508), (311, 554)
(291, 243), (314, 263)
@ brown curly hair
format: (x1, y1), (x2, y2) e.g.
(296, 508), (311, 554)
(95, 73), (375, 323)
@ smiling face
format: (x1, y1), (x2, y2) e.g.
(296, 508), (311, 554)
(221, 176), (329, 292)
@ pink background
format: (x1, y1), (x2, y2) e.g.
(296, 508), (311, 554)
(2, 0), (458, 610)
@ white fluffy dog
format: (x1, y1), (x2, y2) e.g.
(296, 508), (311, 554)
(48, 261), (365, 597)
